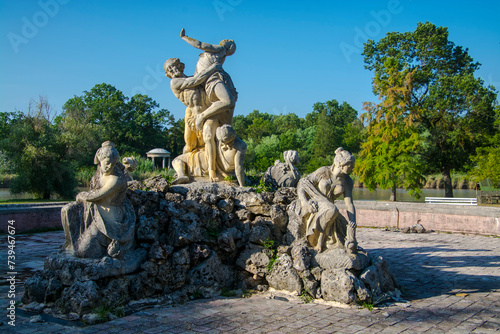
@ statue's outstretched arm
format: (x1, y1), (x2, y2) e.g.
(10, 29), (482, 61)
(180, 28), (224, 53)
(174, 63), (220, 90)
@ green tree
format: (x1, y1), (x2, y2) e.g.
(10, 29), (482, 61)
(245, 111), (274, 143)
(0, 112), (22, 141)
(57, 83), (174, 166)
(356, 62), (426, 201)
(120, 94), (171, 154)
(311, 100), (357, 156)
(363, 22), (497, 197)
(273, 113), (302, 134)
(0, 112), (22, 175)
(308, 100), (357, 171)
(254, 135), (281, 171)
(469, 105), (500, 186)
(232, 114), (251, 140)
(342, 119), (365, 155)
(164, 117), (185, 158)
(295, 126), (317, 172)
(1, 98), (77, 199)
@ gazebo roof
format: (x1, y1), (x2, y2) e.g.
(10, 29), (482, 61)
(146, 148), (170, 156)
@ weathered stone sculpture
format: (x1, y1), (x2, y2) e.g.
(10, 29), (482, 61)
(172, 124), (247, 186)
(24, 177), (397, 318)
(293, 147), (357, 253)
(164, 57), (220, 154)
(165, 29), (239, 184)
(264, 150), (301, 190)
(62, 141), (136, 259)
(21, 35), (399, 319)
(122, 156), (138, 182)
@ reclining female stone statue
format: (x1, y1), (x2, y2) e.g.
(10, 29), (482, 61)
(263, 150), (301, 190)
(62, 141), (136, 259)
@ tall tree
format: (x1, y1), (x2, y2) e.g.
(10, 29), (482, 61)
(311, 100), (357, 157)
(469, 105), (500, 186)
(308, 100), (357, 172)
(273, 113), (302, 134)
(342, 119), (365, 155)
(120, 94), (171, 154)
(244, 110), (274, 143)
(0, 111), (22, 175)
(57, 83), (173, 166)
(1, 97), (77, 199)
(363, 22), (497, 197)
(356, 61), (426, 201)
(164, 117), (185, 158)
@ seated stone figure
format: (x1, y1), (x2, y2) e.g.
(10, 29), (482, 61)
(294, 147), (357, 253)
(62, 141), (136, 259)
(263, 150), (301, 190)
(172, 124), (247, 186)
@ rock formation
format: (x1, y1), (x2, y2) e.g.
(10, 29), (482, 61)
(23, 179), (397, 320)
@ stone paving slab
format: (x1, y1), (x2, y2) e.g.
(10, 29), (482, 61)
(0, 228), (499, 333)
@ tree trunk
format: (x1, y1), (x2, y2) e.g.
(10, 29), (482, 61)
(442, 169), (454, 198)
(390, 185), (397, 201)
(43, 189), (51, 200)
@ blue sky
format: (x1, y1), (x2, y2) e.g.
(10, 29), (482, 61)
(1, 0), (499, 121)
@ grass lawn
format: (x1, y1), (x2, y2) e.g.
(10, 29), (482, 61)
(0, 198), (71, 205)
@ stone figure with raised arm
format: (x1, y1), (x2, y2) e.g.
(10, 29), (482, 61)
(172, 124), (247, 186)
(180, 28), (238, 182)
(164, 57), (221, 154)
(296, 147), (357, 253)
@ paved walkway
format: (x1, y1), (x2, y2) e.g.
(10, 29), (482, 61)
(1, 228), (499, 333)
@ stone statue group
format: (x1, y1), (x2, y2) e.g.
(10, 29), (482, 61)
(61, 30), (359, 266)
(165, 29), (246, 187)
(23, 31), (402, 318)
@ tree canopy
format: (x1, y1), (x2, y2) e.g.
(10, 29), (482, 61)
(56, 83), (179, 166)
(362, 22), (497, 197)
(469, 105), (500, 187)
(1, 98), (77, 199)
(1, 85), (182, 199)
(232, 101), (360, 174)
(356, 62), (426, 201)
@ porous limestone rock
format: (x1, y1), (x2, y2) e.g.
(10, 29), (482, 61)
(266, 254), (303, 295)
(23, 180), (397, 319)
(360, 256), (397, 294)
(291, 242), (312, 272)
(321, 269), (363, 304)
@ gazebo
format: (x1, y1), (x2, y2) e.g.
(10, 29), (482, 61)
(146, 148), (171, 170)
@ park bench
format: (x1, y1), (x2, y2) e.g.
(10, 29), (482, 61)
(425, 197), (478, 205)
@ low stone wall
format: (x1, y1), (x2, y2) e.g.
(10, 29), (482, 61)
(336, 201), (500, 236)
(0, 203), (67, 233)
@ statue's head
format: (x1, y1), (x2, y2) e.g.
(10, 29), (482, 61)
(283, 150), (299, 165)
(220, 39), (236, 56)
(94, 141), (120, 175)
(164, 58), (185, 78)
(216, 124), (236, 146)
(333, 147), (355, 173)
(122, 156), (138, 172)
